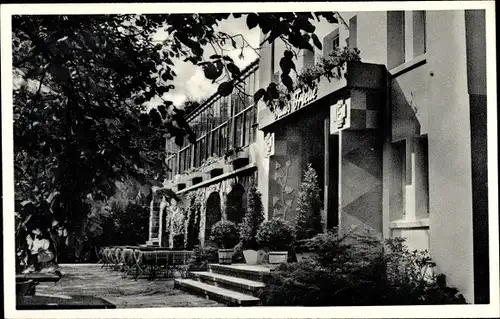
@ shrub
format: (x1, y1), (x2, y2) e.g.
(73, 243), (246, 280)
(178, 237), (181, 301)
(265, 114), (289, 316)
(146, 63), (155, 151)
(294, 164), (323, 241)
(259, 231), (467, 306)
(188, 245), (219, 271)
(256, 217), (295, 251)
(239, 186), (265, 250)
(209, 220), (239, 249)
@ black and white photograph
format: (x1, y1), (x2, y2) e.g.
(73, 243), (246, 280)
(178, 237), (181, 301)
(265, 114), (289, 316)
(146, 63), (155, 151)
(1, 1), (498, 318)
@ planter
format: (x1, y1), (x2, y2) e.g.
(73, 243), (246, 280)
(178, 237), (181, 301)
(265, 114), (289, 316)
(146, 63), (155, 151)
(16, 279), (35, 296)
(226, 150), (249, 168)
(218, 249), (234, 265)
(203, 160), (225, 179)
(190, 172), (205, 185)
(268, 251), (288, 265)
(242, 250), (258, 265)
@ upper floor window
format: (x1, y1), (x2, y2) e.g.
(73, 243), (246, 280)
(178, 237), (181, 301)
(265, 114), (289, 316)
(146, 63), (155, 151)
(388, 10), (426, 70)
(332, 34), (340, 50)
(323, 28), (340, 57)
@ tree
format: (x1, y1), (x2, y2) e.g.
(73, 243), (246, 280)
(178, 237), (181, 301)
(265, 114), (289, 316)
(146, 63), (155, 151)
(12, 12), (341, 253)
(295, 164), (322, 241)
(239, 186), (265, 250)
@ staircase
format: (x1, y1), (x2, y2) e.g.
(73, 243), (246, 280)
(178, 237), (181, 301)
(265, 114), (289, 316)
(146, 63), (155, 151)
(174, 263), (274, 306)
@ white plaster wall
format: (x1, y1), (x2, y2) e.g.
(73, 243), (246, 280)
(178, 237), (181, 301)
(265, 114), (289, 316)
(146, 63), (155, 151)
(426, 10), (474, 303)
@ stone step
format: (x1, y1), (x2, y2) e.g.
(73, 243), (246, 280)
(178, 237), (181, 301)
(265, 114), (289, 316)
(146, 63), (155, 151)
(190, 271), (265, 296)
(174, 279), (259, 306)
(208, 263), (274, 283)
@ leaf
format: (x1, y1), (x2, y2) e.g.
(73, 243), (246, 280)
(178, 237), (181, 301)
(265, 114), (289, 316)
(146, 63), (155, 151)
(285, 160), (291, 167)
(276, 162), (282, 169)
(253, 88), (266, 104)
(281, 73), (294, 92)
(284, 186), (294, 195)
(209, 54), (222, 59)
(285, 199), (293, 207)
(227, 63), (241, 78)
(230, 38), (237, 49)
(217, 81), (234, 97)
(312, 33), (322, 50)
(284, 50), (294, 59)
(203, 62), (221, 80)
(82, 30), (98, 52)
(48, 63), (70, 83)
(222, 55), (234, 63)
(246, 13), (259, 30)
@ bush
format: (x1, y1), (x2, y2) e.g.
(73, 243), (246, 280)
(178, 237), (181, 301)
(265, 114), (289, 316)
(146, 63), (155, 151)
(239, 186), (265, 250)
(294, 164), (323, 241)
(256, 218), (295, 251)
(188, 245), (218, 271)
(209, 220), (239, 249)
(258, 231), (467, 306)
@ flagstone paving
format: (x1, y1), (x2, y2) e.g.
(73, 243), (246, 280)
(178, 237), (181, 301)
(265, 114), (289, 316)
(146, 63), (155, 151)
(34, 264), (224, 308)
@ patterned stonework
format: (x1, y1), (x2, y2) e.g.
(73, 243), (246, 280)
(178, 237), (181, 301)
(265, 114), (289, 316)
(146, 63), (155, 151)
(264, 132), (275, 158)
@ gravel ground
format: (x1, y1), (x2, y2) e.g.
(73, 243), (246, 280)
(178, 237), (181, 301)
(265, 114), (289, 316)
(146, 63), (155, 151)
(34, 264), (224, 308)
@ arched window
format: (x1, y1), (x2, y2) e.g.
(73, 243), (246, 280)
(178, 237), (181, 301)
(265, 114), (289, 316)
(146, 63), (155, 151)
(225, 184), (246, 224)
(205, 192), (222, 241)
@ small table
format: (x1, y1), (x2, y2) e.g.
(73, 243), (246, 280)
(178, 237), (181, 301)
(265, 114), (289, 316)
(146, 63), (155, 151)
(17, 294), (116, 310)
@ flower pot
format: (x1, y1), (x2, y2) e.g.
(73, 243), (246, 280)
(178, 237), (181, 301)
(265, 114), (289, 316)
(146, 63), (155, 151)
(268, 251), (288, 265)
(227, 150), (249, 168)
(16, 279), (35, 296)
(242, 250), (258, 265)
(218, 249), (234, 265)
(203, 161), (225, 179)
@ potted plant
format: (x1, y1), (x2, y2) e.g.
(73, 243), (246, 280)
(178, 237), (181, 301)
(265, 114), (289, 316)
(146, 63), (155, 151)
(224, 146), (248, 168)
(256, 217), (295, 265)
(239, 186), (265, 265)
(201, 155), (225, 179)
(209, 220), (239, 265)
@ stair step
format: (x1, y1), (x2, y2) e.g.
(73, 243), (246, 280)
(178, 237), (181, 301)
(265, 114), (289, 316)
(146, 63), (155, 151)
(174, 279), (259, 306)
(190, 271), (264, 295)
(208, 264), (273, 283)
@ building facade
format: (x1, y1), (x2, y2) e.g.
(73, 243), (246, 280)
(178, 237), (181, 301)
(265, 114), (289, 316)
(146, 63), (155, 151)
(149, 10), (488, 304)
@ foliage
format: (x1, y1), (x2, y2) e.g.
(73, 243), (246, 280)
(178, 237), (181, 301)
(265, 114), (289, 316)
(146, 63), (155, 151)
(223, 146), (244, 161)
(184, 192), (202, 249)
(200, 155), (224, 169)
(256, 217), (295, 251)
(254, 46), (360, 110)
(294, 164), (323, 241)
(209, 220), (239, 249)
(258, 231), (467, 306)
(239, 186), (265, 250)
(296, 47), (361, 93)
(188, 245), (219, 271)
(13, 12), (342, 259)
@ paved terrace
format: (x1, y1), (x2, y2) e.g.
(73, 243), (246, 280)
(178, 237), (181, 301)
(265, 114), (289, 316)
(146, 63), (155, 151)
(35, 264), (224, 308)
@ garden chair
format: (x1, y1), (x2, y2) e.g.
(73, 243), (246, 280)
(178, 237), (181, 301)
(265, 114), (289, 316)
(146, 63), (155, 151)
(120, 248), (136, 278)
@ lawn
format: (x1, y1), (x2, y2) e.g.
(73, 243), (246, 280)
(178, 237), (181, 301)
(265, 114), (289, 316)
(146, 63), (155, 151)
(34, 264), (223, 308)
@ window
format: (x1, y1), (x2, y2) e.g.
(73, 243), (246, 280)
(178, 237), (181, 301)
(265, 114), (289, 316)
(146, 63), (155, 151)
(388, 11), (427, 69)
(303, 49), (315, 68)
(348, 15), (358, 49)
(332, 35), (340, 50)
(413, 11), (426, 57)
(387, 11), (405, 69)
(323, 28), (340, 57)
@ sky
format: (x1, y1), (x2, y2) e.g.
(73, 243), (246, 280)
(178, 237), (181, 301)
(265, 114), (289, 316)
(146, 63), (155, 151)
(145, 16), (261, 110)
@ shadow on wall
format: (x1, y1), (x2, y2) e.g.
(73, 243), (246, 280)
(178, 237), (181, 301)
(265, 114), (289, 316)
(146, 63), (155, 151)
(390, 79), (422, 140)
